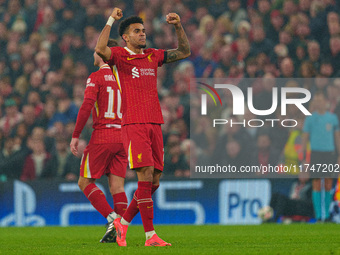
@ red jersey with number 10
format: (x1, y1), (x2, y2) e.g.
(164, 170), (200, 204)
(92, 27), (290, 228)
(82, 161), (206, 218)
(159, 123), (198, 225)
(106, 47), (166, 125)
(84, 64), (122, 144)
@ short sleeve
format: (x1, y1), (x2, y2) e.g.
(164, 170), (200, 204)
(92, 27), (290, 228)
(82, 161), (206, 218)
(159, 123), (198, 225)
(303, 116), (311, 133)
(153, 49), (166, 67)
(84, 74), (99, 101)
(105, 47), (119, 66)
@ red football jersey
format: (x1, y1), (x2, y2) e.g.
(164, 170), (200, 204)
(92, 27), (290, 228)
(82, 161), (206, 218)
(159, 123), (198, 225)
(84, 64), (122, 144)
(106, 47), (166, 125)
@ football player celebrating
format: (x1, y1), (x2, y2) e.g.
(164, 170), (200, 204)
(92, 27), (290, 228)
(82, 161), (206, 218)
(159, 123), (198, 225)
(95, 7), (190, 246)
(70, 39), (128, 243)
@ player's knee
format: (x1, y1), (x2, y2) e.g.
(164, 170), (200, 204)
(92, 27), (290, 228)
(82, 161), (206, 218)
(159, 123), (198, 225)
(78, 177), (92, 191)
(110, 186), (125, 195)
(109, 182), (125, 195)
(137, 166), (154, 181)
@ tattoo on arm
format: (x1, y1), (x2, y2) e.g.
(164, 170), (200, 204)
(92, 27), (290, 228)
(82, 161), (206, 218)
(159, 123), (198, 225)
(167, 51), (179, 62)
(166, 24), (191, 63)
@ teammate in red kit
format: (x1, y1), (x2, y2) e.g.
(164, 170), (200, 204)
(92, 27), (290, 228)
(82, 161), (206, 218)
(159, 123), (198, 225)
(95, 8), (190, 246)
(70, 39), (128, 243)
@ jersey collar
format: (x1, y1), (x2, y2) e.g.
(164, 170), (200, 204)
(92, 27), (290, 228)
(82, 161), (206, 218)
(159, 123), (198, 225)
(124, 46), (144, 55)
(99, 64), (110, 69)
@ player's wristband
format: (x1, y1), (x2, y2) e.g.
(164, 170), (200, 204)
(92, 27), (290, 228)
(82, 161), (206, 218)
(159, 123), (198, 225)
(106, 16), (115, 27)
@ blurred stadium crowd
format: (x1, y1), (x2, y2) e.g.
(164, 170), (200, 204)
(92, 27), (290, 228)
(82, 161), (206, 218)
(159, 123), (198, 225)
(0, 0), (340, 182)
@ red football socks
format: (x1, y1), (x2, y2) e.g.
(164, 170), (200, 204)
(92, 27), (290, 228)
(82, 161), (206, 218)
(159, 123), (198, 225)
(83, 183), (113, 218)
(113, 192), (128, 216)
(137, 181), (154, 232)
(122, 190), (139, 223)
(123, 184), (159, 223)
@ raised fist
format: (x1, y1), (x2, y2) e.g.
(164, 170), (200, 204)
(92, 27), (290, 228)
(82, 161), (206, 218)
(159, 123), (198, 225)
(111, 7), (123, 20)
(166, 13), (181, 25)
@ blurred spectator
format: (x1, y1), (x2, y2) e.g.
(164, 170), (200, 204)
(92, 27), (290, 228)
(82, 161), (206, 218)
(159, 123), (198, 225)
(164, 140), (189, 177)
(250, 26), (274, 57)
(8, 53), (23, 85)
(47, 121), (67, 140)
(84, 4), (106, 30)
(26, 91), (44, 117)
(235, 37), (251, 65)
(40, 71), (61, 97)
(320, 60), (334, 77)
(279, 57), (295, 78)
(220, 140), (244, 169)
(299, 61), (316, 78)
(278, 115), (310, 173)
(192, 46), (218, 78)
(199, 15), (215, 43)
(69, 33), (93, 72)
(294, 42), (307, 68)
(0, 77), (13, 101)
(30, 126), (55, 153)
(251, 131), (281, 170)
(307, 40), (321, 71)
(48, 94), (78, 128)
(26, 70), (43, 97)
(20, 138), (52, 181)
(192, 115), (216, 157)
(267, 10), (285, 44)
(212, 116), (254, 165)
(0, 135), (30, 180)
(218, 44), (235, 75)
(329, 36), (340, 71)
(251, 73), (277, 119)
(36, 97), (57, 129)
(18, 104), (38, 134)
(36, 6), (57, 38)
(222, 0), (247, 31)
(44, 137), (72, 178)
(72, 84), (85, 108)
(0, 98), (23, 137)
(35, 50), (50, 75)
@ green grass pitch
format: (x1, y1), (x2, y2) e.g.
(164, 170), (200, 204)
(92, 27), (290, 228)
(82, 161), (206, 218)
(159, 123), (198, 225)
(1, 224), (340, 254)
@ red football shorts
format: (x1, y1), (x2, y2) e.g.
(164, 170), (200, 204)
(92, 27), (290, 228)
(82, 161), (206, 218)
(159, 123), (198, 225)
(122, 124), (164, 171)
(80, 143), (127, 179)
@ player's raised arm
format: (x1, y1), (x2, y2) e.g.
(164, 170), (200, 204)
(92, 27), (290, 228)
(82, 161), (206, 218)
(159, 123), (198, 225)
(95, 7), (123, 61)
(165, 13), (191, 63)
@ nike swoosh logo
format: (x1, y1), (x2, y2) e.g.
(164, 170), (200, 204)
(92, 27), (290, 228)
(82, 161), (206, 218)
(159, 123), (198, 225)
(127, 57), (137, 60)
(147, 206), (153, 209)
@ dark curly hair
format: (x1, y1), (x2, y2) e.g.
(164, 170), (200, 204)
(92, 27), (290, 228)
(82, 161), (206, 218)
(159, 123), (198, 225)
(107, 38), (118, 47)
(118, 16), (144, 37)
